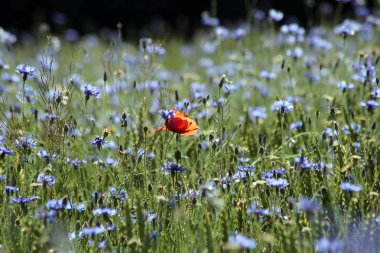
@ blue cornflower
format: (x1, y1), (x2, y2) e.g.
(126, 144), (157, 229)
(159, 109), (175, 121)
(15, 64), (35, 80)
(0, 175), (6, 181)
(341, 182), (362, 192)
(14, 136), (36, 151)
(356, 64), (376, 84)
(81, 84), (100, 101)
(248, 106), (267, 120)
(353, 142), (360, 150)
(247, 202), (270, 216)
(336, 81), (355, 92)
(162, 162), (185, 173)
(91, 136), (106, 149)
(334, 19), (361, 37)
(298, 197), (321, 215)
(46, 199), (67, 210)
(271, 99), (294, 114)
(139, 38), (165, 55)
(217, 98), (225, 106)
(35, 209), (57, 224)
(231, 28), (247, 40)
(263, 168), (287, 179)
(315, 237), (343, 253)
(266, 178), (289, 188)
(183, 189), (200, 200)
(251, 9), (266, 21)
(5, 186), (19, 195)
(0, 146), (13, 157)
(2, 73), (20, 83)
(286, 47), (303, 59)
(237, 165), (255, 173)
(191, 82), (207, 99)
(65, 201), (86, 211)
(295, 156), (315, 170)
(93, 208), (117, 216)
(11, 195), (36, 204)
(371, 88), (380, 98)
(37, 172), (56, 187)
(80, 225), (105, 237)
(360, 100), (380, 111)
(201, 13), (219, 27)
(268, 9), (284, 22)
(289, 121), (303, 130)
(323, 128), (338, 138)
(41, 113), (61, 122)
(313, 161), (333, 171)
(342, 123), (361, 134)
(227, 233), (257, 250)
(260, 70), (277, 80)
(109, 186), (116, 195)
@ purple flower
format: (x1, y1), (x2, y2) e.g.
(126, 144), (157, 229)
(37, 172), (56, 187)
(162, 162), (185, 173)
(0, 146), (13, 157)
(14, 136), (36, 151)
(266, 178), (289, 188)
(260, 70), (277, 80)
(268, 9), (284, 22)
(359, 64), (376, 84)
(227, 233), (257, 250)
(286, 47), (303, 59)
(248, 106), (267, 120)
(16, 64), (35, 79)
(360, 100), (380, 111)
(247, 202), (270, 216)
(271, 99), (294, 114)
(341, 182), (362, 192)
(46, 199), (67, 210)
(91, 136), (106, 149)
(5, 186), (19, 195)
(299, 197), (321, 215)
(159, 109), (175, 121)
(81, 84), (100, 100)
(201, 13), (219, 27)
(315, 237), (343, 253)
(295, 156), (315, 170)
(371, 88), (380, 98)
(191, 82), (208, 99)
(183, 189), (200, 200)
(80, 225), (106, 237)
(342, 123), (361, 134)
(35, 209), (57, 224)
(334, 19), (361, 36)
(336, 81), (355, 92)
(11, 195), (36, 204)
(290, 121), (303, 130)
(323, 128), (338, 138)
(93, 208), (117, 216)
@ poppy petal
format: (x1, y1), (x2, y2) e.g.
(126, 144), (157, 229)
(168, 117), (189, 132)
(156, 125), (167, 133)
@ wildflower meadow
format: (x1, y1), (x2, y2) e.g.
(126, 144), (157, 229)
(1, 3), (380, 253)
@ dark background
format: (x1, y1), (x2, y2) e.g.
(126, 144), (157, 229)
(0, 0), (376, 38)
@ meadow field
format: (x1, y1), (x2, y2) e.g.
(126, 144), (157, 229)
(0, 7), (380, 252)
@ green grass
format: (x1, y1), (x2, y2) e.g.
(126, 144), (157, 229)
(0, 17), (380, 252)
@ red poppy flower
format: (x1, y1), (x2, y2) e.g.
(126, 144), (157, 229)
(156, 108), (199, 136)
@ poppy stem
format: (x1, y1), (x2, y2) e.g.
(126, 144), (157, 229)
(163, 132), (175, 160)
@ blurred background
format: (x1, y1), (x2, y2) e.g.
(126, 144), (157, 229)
(0, 0), (377, 39)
